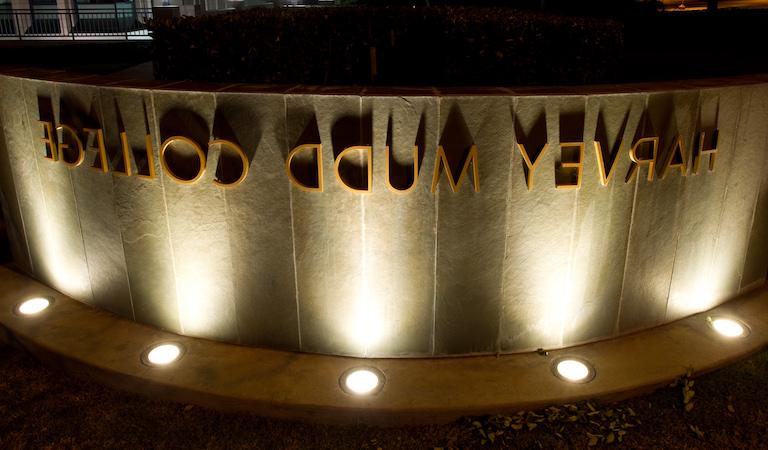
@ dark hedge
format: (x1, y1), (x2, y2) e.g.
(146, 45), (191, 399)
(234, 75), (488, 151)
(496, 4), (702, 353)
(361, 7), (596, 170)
(148, 7), (624, 86)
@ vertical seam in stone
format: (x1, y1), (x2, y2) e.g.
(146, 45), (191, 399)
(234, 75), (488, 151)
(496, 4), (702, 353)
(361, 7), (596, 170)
(284, 94), (302, 351)
(359, 95), (368, 356)
(68, 155), (96, 304)
(615, 93), (647, 335)
(739, 124), (768, 292)
(65, 86), (97, 306)
(663, 90), (701, 321)
(22, 80), (54, 285)
(431, 96), (440, 356)
(213, 93), (242, 344)
(98, 88), (137, 321)
(711, 89), (745, 297)
(0, 77), (34, 273)
(562, 96), (586, 347)
(151, 91), (185, 334)
(497, 97), (515, 354)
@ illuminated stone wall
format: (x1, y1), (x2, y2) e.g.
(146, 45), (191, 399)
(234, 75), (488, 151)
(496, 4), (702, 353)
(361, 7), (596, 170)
(0, 73), (766, 357)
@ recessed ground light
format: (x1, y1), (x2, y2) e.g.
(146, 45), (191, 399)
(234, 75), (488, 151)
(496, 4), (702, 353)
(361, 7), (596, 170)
(552, 357), (596, 383)
(15, 297), (52, 316)
(708, 317), (749, 338)
(142, 343), (184, 366)
(340, 367), (385, 396)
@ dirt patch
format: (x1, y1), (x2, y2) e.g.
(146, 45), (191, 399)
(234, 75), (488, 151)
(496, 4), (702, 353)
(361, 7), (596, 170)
(1, 344), (766, 449)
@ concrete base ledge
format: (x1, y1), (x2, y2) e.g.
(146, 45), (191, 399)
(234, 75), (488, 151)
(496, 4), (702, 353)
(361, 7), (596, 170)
(0, 265), (766, 425)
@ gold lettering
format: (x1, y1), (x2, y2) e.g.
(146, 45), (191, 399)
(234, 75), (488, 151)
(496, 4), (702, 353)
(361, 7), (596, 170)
(116, 132), (134, 177)
(39, 121), (57, 161)
(555, 142), (584, 190)
(626, 137), (658, 183)
(693, 129), (718, 174)
(594, 140), (620, 187)
(57, 124), (85, 167)
(431, 145), (480, 193)
(159, 136), (206, 184)
(385, 145), (420, 194)
(334, 145), (372, 193)
(138, 134), (156, 180)
(660, 135), (687, 179)
(517, 142), (548, 191)
(83, 127), (108, 173)
(210, 139), (249, 188)
(116, 132), (155, 178)
(285, 144), (323, 192)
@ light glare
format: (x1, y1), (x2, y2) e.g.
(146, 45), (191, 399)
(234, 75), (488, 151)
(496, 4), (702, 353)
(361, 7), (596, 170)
(146, 343), (182, 366)
(711, 318), (746, 338)
(343, 368), (382, 395)
(17, 297), (51, 315)
(556, 359), (591, 382)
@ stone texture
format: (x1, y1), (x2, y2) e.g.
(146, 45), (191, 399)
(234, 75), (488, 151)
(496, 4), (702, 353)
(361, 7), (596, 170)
(0, 76), (31, 274)
(618, 90), (698, 333)
(711, 85), (768, 298)
(435, 96), (511, 355)
(152, 90), (239, 342)
(564, 93), (645, 345)
(20, 78), (93, 302)
(0, 76), (55, 285)
(214, 92), (299, 350)
(665, 87), (746, 320)
(361, 96), (438, 356)
(57, 82), (134, 318)
(500, 96), (582, 352)
(285, 94), (368, 356)
(2, 74), (768, 357)
(99, 87), (182, 333)
(740, 85), (768, 292)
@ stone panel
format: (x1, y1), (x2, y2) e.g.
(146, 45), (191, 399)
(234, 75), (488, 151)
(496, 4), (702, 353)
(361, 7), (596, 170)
(0, 77), (31, 273)
(666, 87), (745, 320)
(361, 96), (438, 356)
(618, 90), (698, 332)
(214, 92), (299, 349)
(564, 93), (645, 344)
(152, 90), (239, 342)
(58, 82), (134, 318)
(435, 96), (511, 355)
(285, 94), (367, 356)
(738, 85), (768, 291)
(99, 87), (181, 333)
(21, 78), (93, 302)
(501, 96), (582, 351)
(711, 85), (768, 299)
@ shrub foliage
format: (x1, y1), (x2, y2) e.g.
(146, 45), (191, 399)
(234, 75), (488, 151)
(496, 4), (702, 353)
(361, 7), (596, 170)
(148, 7), (624, 86)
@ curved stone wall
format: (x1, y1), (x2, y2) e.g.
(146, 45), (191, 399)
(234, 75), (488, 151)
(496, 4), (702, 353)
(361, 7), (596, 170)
(0, 70), (766, 357)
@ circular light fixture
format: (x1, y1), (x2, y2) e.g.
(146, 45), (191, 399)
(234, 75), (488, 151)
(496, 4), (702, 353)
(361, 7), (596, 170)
(340, 367), (385, 396)
(142, 343), (184, 367)
(15, 297), (52, 316)
(552, 357), (596, 383)
(708, 316), (749, 338)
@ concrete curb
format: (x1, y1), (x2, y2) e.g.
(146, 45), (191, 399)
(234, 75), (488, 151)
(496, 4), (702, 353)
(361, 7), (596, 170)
(0, 265), (765, 425)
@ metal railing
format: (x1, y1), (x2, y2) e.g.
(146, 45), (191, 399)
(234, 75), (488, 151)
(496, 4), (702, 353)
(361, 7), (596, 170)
(0, 7), (153, 41)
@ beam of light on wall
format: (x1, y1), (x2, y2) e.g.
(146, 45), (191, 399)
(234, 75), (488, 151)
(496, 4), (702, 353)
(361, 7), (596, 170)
(347, 197), (383, 356)
(668, 281), (719, 319)
(22, 184), (91, 301)
(530, 205), (589, 348)
(175, 264), (231, 338)
(667, 239), (743, 321)
(566, 202), (604, 341)
(38, 228), (91, 300)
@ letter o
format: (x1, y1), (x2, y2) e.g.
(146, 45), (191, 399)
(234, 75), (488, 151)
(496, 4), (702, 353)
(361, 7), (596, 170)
(159, 136), (206, 184)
